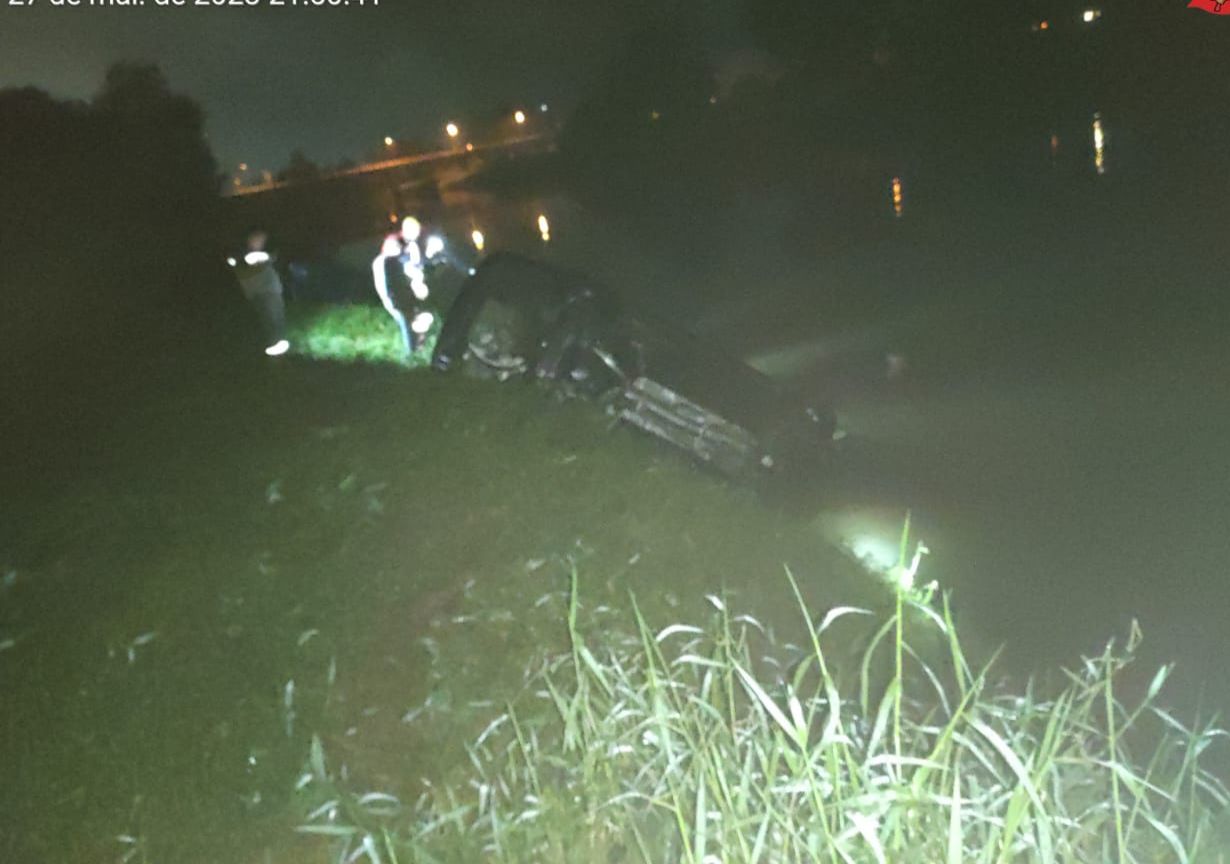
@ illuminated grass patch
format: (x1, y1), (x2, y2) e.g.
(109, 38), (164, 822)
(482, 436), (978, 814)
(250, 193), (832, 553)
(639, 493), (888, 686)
(286, 302), (439, 368)
(299, 569), (1230, 863)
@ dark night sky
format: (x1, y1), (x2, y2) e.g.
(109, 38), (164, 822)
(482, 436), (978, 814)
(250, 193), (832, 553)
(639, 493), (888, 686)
(3, 1), (1220, 174)
(0, 0), (694, 171)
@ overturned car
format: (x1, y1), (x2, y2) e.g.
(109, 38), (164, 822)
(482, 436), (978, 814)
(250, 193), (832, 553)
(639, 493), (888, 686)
(432, 253), (837, 484)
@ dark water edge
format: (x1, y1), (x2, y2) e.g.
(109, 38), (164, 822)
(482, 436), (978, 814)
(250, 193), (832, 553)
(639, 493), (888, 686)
(466, 153), (1230, 729)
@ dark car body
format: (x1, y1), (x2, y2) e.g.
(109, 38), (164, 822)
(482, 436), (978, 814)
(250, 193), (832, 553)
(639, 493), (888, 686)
(433, 253), (836, 482)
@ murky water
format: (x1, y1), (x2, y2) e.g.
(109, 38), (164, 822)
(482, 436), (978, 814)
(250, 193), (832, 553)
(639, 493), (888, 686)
(349, 129), (1230, 719)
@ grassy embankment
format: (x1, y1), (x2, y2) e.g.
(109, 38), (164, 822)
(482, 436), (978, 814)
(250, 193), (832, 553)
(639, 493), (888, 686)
(3, 304), (1226, 863)
(1, 319), (881, 862)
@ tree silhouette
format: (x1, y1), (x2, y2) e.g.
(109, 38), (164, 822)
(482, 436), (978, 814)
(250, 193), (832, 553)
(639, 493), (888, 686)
(1, 62), (227, 385)
(277, 149), (322, 184)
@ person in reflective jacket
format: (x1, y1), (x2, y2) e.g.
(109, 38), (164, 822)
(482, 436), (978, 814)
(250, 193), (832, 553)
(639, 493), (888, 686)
(227, 230), (289, 356)
(372, 217), (430, 355)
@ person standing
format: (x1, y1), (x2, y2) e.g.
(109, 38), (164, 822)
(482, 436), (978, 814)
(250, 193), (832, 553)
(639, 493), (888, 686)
(371, 216), (431, 356)
(228, 230), (289, 356)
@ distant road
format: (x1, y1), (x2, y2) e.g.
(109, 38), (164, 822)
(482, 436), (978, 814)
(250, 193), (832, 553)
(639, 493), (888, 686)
(226, 134), (551, 198)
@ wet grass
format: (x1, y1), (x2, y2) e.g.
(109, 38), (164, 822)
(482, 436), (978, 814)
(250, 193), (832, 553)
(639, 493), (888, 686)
(299, 565), (1230, 864)
(0, 355), (877, 862)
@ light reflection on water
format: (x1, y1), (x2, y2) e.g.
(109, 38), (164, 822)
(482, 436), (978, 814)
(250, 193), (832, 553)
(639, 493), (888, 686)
(1092, 112), (1106, 175)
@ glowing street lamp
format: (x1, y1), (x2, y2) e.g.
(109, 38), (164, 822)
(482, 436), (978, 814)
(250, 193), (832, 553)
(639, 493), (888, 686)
(1082, 8), (1101, 23)
(514, 109), (526, 125)
(890, 176), (904, 218)
(465, 142), (474, 152)
(471, 229), (485, 251)
(537, 213), (550, 242)
(445, 122), (460, 139)
(384, 136), (394, 147)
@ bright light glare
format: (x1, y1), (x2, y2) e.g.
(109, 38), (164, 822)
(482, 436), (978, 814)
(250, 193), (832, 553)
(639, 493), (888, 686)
(445, 122), (459, 138)
(1092, 114), (1105, 175)
(847, 534), (898, 573)
(514, 110), (526, 125)
(244, 251), (271, 266)
(537, 213), (551, 242)
(471, 229), (485, 251)
(465, 142), (475, 152)
(539, 103), (548, 112)
(891, 176), (904, 218)
(380, 235), (402, 257)
(841, 531), (930, 592)
(265, 339), (290, 357)
(384, 136), (394, 146)
(410, 312), (435, 334)
(1082, 8), (1101, 22)
(226, 257), (237, 267)
(891, 543), (930, 591)
(424, 235), (445, 258)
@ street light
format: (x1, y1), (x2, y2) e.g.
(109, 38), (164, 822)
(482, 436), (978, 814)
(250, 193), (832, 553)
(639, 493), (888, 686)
(514, 109), (526, 125)
(537, 213), (550, 242)
(384, 136), (394, 147)
(445, 122), (460, 138)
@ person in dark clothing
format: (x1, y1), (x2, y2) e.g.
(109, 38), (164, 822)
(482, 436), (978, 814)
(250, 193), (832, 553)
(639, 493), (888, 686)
(372, 217), (432, 356)
(228, 230), (289, 356)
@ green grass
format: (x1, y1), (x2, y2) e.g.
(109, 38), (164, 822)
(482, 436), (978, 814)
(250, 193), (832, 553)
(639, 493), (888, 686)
(1, 357), (876, 863)
(285, 301), (439, 367)
(298, 565), (1230, 863)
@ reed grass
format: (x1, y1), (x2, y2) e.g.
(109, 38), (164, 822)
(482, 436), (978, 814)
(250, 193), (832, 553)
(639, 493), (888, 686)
(298, 564), (1230, 863)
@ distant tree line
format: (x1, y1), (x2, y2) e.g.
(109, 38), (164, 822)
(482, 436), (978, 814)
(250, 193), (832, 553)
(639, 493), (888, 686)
(0, 63), (264, 463)
(0, 63), (245, 398)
